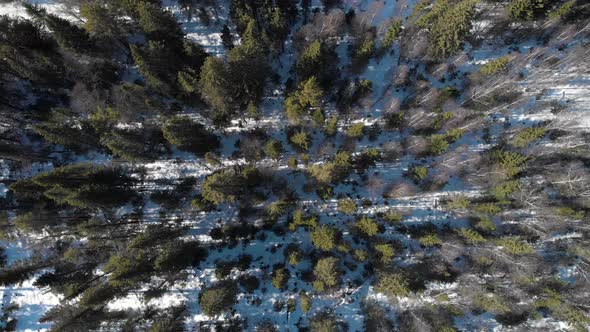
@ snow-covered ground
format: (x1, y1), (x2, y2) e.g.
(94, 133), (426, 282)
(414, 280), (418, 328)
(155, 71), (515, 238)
(1, 0), (589, 330)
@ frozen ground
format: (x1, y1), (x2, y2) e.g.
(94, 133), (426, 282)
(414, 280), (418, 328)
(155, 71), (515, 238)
(0, 0), (589, 331)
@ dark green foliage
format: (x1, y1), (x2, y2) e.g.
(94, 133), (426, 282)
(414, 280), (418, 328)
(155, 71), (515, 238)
(549, 0), (576, 20)
(310, 311), (343, 332)
(199, 21), (270, 123)
(510, 126), (546, 148)
(154, 240), (206, 271)
(0, 16), (65, 84)
(221, 24), (234, 49)
(130, 41), (178, 93)
(264, 139), (284, 160)
(199, 282), (238, 317)
(147, 306), (188, 332)
(201, 166), (263, 205)
(33, 108), (100, 149)
(162, 116), (219, 155)
(491, 150), (528, 177)
(103, 249), (153, 287)
(296, 40), (339, 88)
(508, 0), (550, 20)
(0, 260), (45, 286)
(104, 127), (166, 161)
(80, 2), (122, 40)
(136, 1), (182, 41)
(27, 164), (135, 209)
(427, 0), (479, 59)
(25, 4), (92, 52)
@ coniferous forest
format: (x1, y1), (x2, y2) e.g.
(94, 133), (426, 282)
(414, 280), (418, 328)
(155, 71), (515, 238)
(0, 0), (589, 330)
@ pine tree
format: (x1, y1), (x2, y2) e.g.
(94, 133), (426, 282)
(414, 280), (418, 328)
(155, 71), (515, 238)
(162, 116), (219, 155)
(199, 56), (233, 121)
(25, 4), (92, 52)
(199, 282), (238, 317)
(311, 225), (337, 251)
(221, 24), (234, 50)
(313, 257), (340, 291)
(264, 140), (284, 160)
(427, 0), (479, 59)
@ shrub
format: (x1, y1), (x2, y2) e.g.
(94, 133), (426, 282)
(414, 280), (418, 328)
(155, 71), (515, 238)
(507, 0), (549, 21)
(490, 180), (520, 201)
(290, 210), (318, 230)
(287, 249), (303, 265)
(474, 293), (510, 314)
(354, 39), (374, 61)
(492, 150), (528, 178)
(267, 200), (288, 220)
(474, 202), (501, 216)
(428, 134), (449, 155)
(445, 128), (465, 143)
(408, 165), (428, 183)
(199, 282), (237, 317)
(312, 108), (325, 126)
(480, 56), (510, 76)
(383, 209), (403, 223)
(347, 123), (365, 138)
(549, 0), (576, 20)
(300, 292), (312, 312)
(354, 249), (369, 261)
(338, 198), (356, 215)
(446, 196), (470, 210)
(375, 273), (409, 298)
(356, 216), (380, 237)
(457, 228), (486, 244)
(535, 289), (590, 331)
(419, 234), (442, 247)
(201, 166), (262, 205)
(474, 217), (496, 232)
(311, 225), (337, 251)
(510, 127), (546, 148)
(264, 139), (284, 160)
(271, 267), (289, 290)
(383, 19), (402, 48)
(325, 115), (338, 136)
(496, 237), (534, 255)
(554, 207), (585, 220)
(287, 156), (298, 169)
(290, 130), (311, 150)
(374, 243), (395, 263)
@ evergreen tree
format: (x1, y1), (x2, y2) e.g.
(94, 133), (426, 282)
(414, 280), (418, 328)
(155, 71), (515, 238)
(221, 24), (234, 50)
(199, 282), (238, 317)
(311, 225), (337, 251)
(25, 4), (92, 52)
(426, 0), (479, 59)
(296, 40), (339, 88)
(313, 257), (341, 291)
(162, 116), (219, 155)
